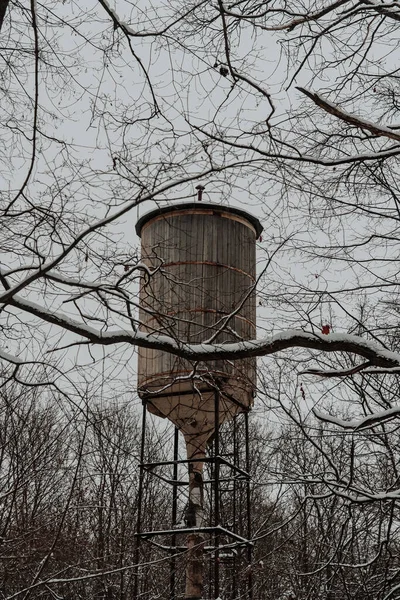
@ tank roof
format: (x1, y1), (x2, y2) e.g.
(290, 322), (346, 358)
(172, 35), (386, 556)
(135, 202), (263, 238)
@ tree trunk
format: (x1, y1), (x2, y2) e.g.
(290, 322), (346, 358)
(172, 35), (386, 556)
(0, 0), (10, 32)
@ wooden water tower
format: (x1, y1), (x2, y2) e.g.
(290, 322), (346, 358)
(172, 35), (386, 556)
(135, 202), (262, 599)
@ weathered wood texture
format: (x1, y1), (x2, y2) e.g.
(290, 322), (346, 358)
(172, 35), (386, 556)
(136, 205), (260, 447)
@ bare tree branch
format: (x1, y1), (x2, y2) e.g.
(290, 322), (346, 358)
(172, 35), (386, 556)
(297, 86), (400, 143)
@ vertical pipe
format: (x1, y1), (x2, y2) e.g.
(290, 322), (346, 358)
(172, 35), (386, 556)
(209, 442), (214, 598)
(134, 401), (147, 599)
(185, 458), (205, 599)
(232, 416), (238, 599)
(184, 412), (206, 600)
(214, 390), (220, 599)
(244, 410), (253, 600)
(170, 427), (179, 600)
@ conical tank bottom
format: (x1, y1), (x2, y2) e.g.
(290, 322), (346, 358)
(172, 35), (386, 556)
(146, 388), (240, 460)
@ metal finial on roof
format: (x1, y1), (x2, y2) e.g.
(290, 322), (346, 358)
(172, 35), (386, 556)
(195, 184), (205, 201)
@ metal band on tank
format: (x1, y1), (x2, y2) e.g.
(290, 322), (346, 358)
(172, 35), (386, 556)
(140, 208), (258, 237)
(142, 309), (256, 329)
(139, 369), (251, 389)
(160, 260), (256, 281)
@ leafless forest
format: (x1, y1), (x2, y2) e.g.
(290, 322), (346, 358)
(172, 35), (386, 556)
(2, 0), (400, 597)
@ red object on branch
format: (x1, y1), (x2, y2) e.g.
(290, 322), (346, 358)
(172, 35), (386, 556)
(321, 324), (330, 335)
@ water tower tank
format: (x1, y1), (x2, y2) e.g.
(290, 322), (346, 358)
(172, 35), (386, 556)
(136, 202), (262, 465)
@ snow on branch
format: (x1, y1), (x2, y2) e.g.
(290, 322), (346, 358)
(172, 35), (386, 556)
(96, 0), (197, 37)
(297, 87), (400, 143)
(302, 365), (400, 377)
(8, 294), (400, 367)
(300, 361), (372, 377)
(236, 0), (353, 31)
(97, 0), (138, 35)
(314, 406), (400, 431)
(0, 348), (24, 365)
